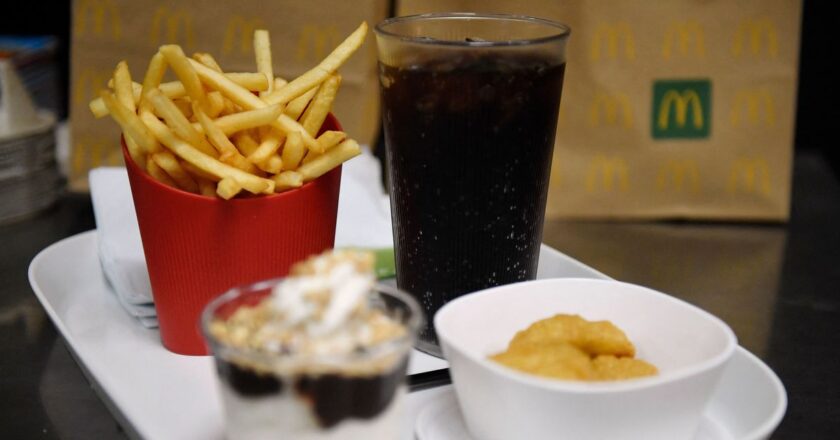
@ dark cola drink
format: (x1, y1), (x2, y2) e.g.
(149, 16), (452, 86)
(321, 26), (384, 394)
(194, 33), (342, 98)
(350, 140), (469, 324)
(380, 54), (566, 353)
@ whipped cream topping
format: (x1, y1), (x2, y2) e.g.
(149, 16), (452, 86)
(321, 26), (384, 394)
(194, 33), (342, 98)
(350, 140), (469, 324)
(210, 250), (406, 362)
(271, 261), (374, 336)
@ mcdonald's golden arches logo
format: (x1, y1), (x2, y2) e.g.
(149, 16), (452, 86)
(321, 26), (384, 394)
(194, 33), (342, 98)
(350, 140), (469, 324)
(732, 18), (778, 59)
(223, 16), (266, 55)
(296, 25), (341, 62)
(586, 155), (629, 193)
(656, 159), (700, 193)
(589, 91), (633, 129)
(149, 6), (195, 49)
(652, 79), (711, 139)
(662, 20), (705, 60)
(590, 22), (636, 61)
(74, 0), (121, 40)
(730, 89), (775, 127)
(727, 157), (771, 196)
(73, 68), (111, 106)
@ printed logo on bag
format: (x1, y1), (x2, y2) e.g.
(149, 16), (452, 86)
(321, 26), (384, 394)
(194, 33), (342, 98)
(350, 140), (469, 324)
(74, 0), (122, 40)
(590, 22), (636, 61)
(73, 68), (112, 105)
(586, 155), (629, 193)
(72, 137), (122, 178)
(656, 159), (700, 193)
(149, 6), (195, 49)
(730, 89), (775, 127)
(652, 79), (711, 139)
(732, 18), (778, 59)
(727, 157), (771, 196)
(589, 92), (633, 129)
(223, 16), (266, 55)
(662, 20), (705, 60)
(296, 25), (340, 62)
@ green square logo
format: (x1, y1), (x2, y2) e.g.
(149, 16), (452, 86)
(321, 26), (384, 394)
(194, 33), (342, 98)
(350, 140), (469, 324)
(652, 79), (711, 139)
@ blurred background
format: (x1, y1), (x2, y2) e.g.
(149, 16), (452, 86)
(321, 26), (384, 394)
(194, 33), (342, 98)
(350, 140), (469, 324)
(0, 0), (834, 222)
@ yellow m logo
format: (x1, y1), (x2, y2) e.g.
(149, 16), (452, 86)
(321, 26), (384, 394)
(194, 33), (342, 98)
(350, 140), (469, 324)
(589, 92), (633, 128)
(730, 89), (775, 127)
(73, 68), (111, 106)
(662, 21), (705, 60)
(586, 155), (629, 193)
(732, 18), (778, 58)
(656, 159), (700, 192)
(74, 0), (121, 40)
(590, 23), (636, 61)
(727, 158), (771, 196)
(150, 7), (195, 48)
(296, 25), (341, 62)
(658, 90), (704, 130)
(222, 16), (266, 55)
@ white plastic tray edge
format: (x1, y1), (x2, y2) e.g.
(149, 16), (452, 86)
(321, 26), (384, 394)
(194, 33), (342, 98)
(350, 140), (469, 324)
(29, 230), (787, 440)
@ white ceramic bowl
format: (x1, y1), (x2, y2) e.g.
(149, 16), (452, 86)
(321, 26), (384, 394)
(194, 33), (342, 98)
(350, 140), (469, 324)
(435, 278), (738, 440)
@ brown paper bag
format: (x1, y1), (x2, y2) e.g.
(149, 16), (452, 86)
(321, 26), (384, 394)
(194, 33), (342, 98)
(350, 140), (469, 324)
(544, 221), (785, 357)
(69, 0), (386, 191)
(398, 1), (802, 221)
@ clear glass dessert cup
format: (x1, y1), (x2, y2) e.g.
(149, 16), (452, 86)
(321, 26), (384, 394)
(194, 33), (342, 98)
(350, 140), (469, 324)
(201, 278), (423, 440)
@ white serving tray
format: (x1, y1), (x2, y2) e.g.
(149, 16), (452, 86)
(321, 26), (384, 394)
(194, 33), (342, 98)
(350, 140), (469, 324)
(29, 230), (785, 440)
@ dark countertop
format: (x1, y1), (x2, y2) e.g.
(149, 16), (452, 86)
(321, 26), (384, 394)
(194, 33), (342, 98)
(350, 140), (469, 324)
(2, 151), (838, 439)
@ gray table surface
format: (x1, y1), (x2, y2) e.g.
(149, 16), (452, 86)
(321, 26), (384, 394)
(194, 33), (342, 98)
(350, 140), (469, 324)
(1, 151), (837, 439)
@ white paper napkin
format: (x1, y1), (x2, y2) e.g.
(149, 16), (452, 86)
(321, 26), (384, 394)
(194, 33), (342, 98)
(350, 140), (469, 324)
(89, 149), (393, 327)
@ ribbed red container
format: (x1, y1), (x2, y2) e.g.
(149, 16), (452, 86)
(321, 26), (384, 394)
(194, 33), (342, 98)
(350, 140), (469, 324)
(123, 115), (342, 355)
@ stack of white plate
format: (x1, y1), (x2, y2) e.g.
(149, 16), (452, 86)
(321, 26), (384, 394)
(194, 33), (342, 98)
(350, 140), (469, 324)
(0, 59), (60, 224)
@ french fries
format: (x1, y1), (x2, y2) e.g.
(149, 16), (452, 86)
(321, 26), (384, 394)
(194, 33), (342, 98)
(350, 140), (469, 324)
(284, 87), (318, 120)
(281, 131), (305, 170)
(113, 61), (135, 112)
(159, 44), (208, 111)
(249, 129), (284, 168)
(302, 74), (342, 142)
(98, 90), (160, 156)
(139, 52), (166, 114)
(253, 30), (274, 98)
(317, 130), (347, 150)
(91, 24), (366, 198)
(297, 139), (362, 182)
(193, 104), (240, 160)
(188, 59), (324, 153)
(207, 104), (284, 136)
(216, 177), (243, 200)
(148, 89), (217, 157)
(262, 155), (284, 174)
(141, 112), (274, 197)
(193, 52), (223, 72)
(264, 21), (367, 105)
(151, 151), (199, 193)
(147, 159), (177, 187)
(111, 61), (146, 169)
(92, 72), (270, 118)
(273, 170), (303, 191)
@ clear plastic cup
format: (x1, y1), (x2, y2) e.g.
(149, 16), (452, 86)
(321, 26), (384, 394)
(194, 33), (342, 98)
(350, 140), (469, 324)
(201, 278), (422, 440)
(375, 13), (571, 356)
